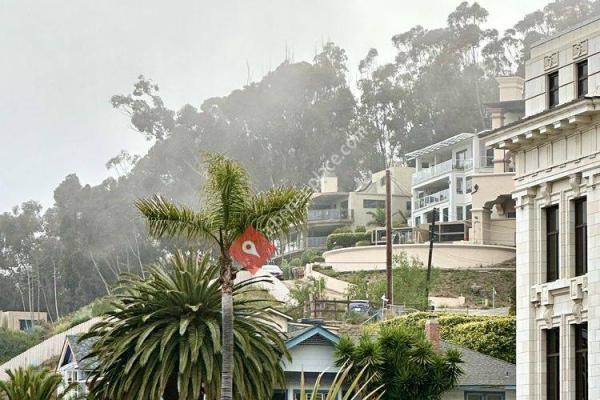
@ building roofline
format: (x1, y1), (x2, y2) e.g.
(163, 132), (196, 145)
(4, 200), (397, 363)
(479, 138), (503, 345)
(405, 133), (476, 160)
(531, 14), (600, 49)
(285, 325), (340, 349)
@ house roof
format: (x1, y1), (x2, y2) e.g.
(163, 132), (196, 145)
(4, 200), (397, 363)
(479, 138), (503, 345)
(405, 133), (475, 160)
(58, 335), (99, 371)
(285, 325), (340, 349)
(440, 340), (515, 388)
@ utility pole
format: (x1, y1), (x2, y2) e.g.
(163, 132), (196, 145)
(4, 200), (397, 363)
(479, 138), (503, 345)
(425, 208), (437, 310)
(385, 169), (393, 306)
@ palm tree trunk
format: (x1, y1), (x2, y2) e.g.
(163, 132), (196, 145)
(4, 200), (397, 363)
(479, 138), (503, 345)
(220, 255), (234, 400)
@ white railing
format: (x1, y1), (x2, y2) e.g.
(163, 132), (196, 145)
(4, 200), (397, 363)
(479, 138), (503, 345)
(412, 159), (474, 185)
(415, 189), (450, 210)
(308, 209), (350, 221)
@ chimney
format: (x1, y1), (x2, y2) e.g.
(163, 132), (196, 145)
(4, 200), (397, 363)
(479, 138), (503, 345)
(496, 76), (524, 102)
(425, 318), (440, 351)
(319, 173), (338, 193)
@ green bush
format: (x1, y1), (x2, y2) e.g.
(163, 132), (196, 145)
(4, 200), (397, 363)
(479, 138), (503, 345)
(326, 232), (370, 250)
(290, 257), (302, 267)
(355, 240), (371, 247)
(0, 328), (42, 364)
(354, 225), (366, 233)
(313, 255), (325, 262)
(332, 226), (353, 234)
(301, 249), (321, 265)
(378, 312), (516, 363)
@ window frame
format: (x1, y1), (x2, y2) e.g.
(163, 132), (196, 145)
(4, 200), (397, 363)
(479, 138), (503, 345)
(456, 177), (464, 194)
(363, 199), (385, 209)
(464, 392), (505, 400)
(575, 322), (588, 400)
(574, 197), (587, 276)
(548, 71), (559, 108)
(546, 205), (560, 282)
(456, 206), (464, 221)
(577, 60), (588, 98)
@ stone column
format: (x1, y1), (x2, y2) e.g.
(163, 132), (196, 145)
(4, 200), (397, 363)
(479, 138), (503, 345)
(471, 207), (491, 244)
(514, 188), (538, 400)
(585, 170), (600, 399)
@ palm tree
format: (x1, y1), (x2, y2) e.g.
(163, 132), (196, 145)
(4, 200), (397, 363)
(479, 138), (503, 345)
(366, 208), (386, 227)
(136, 154), (311, 400)
(0, 367), (74, 400)
(82, 251), (289, 400)
(296, 363), (383, 400)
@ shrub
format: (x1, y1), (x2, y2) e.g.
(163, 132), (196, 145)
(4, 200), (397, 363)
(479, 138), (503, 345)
(313, 255), (325, 262)
(326, 232), (370, 250)
(354, 225), (366, 233)
(0, 328), (42, 364)
(290, 257), (302, 267)
(300, 249), (320, 265)
(355, 240), (371, 246)
(332, 226), (353, 234)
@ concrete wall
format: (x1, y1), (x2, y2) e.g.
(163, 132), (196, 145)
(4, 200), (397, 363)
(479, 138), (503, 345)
(322, 244), (515, 271)
(348, 191), (411, 227)
(304, 267), (353, 298)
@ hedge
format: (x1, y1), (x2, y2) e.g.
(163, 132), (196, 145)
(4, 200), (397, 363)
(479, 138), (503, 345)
(374, 312), (516, 363)
(326, 232), (370, 250)
(0, 328), (42, 364)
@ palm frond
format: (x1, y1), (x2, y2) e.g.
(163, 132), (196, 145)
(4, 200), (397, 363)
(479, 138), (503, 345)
(135, 195), (219, 243)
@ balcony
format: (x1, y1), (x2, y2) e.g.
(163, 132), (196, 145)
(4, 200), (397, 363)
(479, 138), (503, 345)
(308, 208), (350, 222)
(415, 189), (450, 210)
(307, 236), (328, 248)
(412, 159), (473, 185)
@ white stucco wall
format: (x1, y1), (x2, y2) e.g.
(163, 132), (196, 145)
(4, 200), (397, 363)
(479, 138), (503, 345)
(323, 244), (515, 271)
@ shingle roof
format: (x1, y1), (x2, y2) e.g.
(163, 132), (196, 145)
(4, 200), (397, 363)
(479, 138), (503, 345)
(66, 335), (99, 370)
(440, 340), (515, 388)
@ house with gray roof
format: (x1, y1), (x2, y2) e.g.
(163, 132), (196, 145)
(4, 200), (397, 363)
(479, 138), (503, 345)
(56, 335), (98, 399)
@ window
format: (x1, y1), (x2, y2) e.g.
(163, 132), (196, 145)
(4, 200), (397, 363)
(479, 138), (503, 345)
(575, 197), (587, 276)
(456, 206), (464, 221)
(466, 205), (472, 220)
(363, 199), (385, 209)
(415, 216), (421, 225)
(19, 319), (33, 331)
(546, 205), (559, 282)
(547, 328), (560, 400)
(576, 323), (588, 400)
(456, 177), (464, 194)
(455, 149), (467, 168)
(294, 390), (327, 400)
(442, 208), (449, 222)
(549, 71), (559, 108)
(485, 148), (495, 167)
(406, 201), (411, 211)
(466, 177), (472, 193)
(577, 60), (588, 98)
(272, 390), (287, 400)
(465, 393), (505, 400)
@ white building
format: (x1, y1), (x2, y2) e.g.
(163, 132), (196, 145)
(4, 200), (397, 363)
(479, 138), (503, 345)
(407, 133), (495, 225)
(482, 16), (600, 400)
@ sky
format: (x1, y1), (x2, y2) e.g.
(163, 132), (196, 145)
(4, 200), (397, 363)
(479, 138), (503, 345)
(0, 0), (550, 212)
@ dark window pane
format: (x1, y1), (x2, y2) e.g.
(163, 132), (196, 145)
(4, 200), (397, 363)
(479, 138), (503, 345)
(546, 206), (559, 282)
(549, 72), (560, 108)
(576, 323), (588, 400)
(578, 61), (588, 98)
(575, 198), (587, 276)
(547, 328), (560, 400)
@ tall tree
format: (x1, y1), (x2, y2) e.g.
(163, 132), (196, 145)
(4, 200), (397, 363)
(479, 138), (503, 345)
(83, 252), (288, 400)
(136, 153), (311, 400)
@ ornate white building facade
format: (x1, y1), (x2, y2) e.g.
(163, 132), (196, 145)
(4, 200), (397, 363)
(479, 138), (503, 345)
(482, 17), (600, 400)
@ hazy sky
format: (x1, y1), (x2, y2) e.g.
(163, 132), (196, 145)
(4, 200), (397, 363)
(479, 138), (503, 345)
(0, 0), (550, 212)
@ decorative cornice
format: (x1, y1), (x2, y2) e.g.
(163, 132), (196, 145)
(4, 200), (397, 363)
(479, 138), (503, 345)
(544, 52), (559, 71)
(573, 40), (588, 59)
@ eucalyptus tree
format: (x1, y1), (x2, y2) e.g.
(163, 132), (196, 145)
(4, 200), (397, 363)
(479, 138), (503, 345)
(83, 251), (289, 400)
(135, 153), (311, 400)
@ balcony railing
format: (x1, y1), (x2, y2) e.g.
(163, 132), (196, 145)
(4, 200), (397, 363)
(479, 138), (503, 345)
(307, 236), (328, 248)
(308, 209), (350, 222)
(412, 159), (473, 185)
(414, 189), (449, 210)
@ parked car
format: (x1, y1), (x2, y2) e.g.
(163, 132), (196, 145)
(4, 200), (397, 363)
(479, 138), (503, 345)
(348, 300), (371, 315)
(261, 264), (284, 279)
